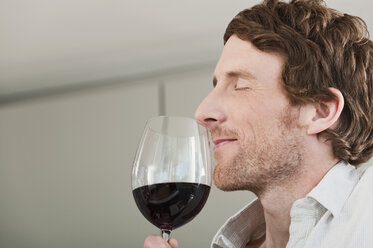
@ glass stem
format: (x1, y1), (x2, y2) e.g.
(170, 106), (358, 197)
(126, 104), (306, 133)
(161, 229), (171, 242)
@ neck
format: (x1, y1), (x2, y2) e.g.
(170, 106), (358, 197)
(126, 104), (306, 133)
(258, 158), (338, 248)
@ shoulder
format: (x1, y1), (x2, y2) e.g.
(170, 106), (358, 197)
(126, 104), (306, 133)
(348, 163), (373, 215)
(337, 164), (373, 246)
(355, 163), (373, 191)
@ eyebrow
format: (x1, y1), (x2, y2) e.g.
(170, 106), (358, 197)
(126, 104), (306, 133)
(213, 70), (257, 87)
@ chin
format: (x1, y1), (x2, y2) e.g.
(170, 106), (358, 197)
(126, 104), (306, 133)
(213, 167), (241, 192)
(214, 179), (244, 192)
(213, 180), (233, 191)
(213, 163), (263, 194)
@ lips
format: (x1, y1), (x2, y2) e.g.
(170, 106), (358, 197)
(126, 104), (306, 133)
(213, 138), (237, 149)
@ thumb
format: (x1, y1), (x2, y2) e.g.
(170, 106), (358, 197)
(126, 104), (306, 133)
(144, 235), (178, 248)
(168, 238), (178, 248)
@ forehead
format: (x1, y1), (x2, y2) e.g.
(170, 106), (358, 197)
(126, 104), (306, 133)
(214, 35), (285, 83)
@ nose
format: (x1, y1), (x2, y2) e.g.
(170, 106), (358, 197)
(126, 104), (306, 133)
(194, 89), (226, 130)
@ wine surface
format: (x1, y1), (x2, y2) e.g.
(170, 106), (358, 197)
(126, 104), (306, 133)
(133, 182), (210, 231)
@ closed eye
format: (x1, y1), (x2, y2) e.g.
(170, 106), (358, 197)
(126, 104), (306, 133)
(235, 87), (251, 91)
(235, 78), (252, 90)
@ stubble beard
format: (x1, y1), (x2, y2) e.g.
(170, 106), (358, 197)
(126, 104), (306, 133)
(213, 107), (305, 196)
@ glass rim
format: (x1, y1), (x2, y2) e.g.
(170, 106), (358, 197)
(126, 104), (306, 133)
(145, 115), (208, 136)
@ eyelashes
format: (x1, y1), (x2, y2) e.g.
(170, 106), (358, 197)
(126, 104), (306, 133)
(235, 87), (251, 91)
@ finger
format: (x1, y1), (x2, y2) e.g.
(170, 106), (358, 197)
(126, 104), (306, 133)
(144, 235), (171, 248)
(168, 238), (178, 248)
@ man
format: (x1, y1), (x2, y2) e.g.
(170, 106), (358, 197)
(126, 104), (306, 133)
(145, 0), (373, 247)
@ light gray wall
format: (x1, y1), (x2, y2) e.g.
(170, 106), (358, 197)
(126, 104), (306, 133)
(0, 81), (160, 247)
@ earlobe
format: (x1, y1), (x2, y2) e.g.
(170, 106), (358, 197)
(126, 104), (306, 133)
(307, 87), (344, 135)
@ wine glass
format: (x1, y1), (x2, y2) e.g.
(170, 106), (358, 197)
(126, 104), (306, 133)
(132, 116), (212, 241)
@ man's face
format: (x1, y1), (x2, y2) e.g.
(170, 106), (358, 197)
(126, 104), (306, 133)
(195, 35), (306, 195)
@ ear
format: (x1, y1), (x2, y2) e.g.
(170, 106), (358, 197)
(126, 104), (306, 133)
(306, 87), (344, 135)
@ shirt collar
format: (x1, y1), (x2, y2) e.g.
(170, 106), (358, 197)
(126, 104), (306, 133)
(211, 198), (265, 248)
(306, 161), (360, 217)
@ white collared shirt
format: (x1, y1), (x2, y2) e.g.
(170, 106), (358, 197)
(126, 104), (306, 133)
(211, 162), (373, 248)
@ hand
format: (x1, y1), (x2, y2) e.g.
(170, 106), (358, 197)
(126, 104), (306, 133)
(144, 235), (178, 248)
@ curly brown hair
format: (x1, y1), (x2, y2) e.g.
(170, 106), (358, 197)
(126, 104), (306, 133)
(224, 0), (373, 165)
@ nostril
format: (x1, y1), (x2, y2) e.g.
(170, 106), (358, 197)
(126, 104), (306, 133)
(204, 118), (217, 123)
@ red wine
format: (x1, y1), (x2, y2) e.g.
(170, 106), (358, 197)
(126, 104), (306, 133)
(133, 182), (210, 231)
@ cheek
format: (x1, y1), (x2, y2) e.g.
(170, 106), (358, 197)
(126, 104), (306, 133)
(229, 92), (289, 145)
(239, 112), (287, 154)
(230, 103), (261, 148)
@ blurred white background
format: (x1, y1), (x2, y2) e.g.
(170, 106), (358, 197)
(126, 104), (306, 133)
(0, 0), (372, 247)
